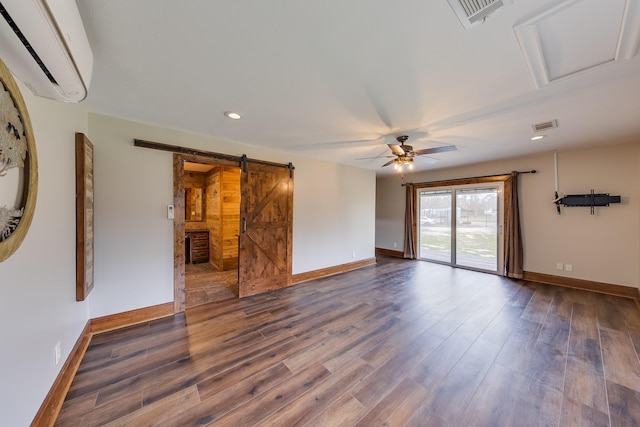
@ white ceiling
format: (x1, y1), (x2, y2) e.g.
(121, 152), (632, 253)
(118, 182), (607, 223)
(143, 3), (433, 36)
(77, 0), (640, 175)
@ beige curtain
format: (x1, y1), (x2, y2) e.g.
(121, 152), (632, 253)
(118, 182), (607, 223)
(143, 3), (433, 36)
(403, 184), (417, 259)
(504, 171), (524, 278)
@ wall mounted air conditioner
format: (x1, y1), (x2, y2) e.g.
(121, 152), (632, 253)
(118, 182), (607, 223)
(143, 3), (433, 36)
(0, 0), (93, 102)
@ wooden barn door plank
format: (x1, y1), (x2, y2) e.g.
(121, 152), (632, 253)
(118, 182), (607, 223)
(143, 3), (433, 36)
(238, 163), (293, 297)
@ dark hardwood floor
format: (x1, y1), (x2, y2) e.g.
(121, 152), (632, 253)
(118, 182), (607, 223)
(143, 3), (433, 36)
(185, 263), (238, 308)
(56, 256), (640, 426)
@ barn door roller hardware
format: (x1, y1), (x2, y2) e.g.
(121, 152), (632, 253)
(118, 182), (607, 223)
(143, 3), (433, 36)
(553, 190), (621, 215)
(132, 139), (294, 173)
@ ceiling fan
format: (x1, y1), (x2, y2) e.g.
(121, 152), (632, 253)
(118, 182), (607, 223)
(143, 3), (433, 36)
(359, 135), (457, 169)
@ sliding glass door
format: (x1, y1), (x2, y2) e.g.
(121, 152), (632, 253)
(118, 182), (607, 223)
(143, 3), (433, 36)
(418, 184), (502, 273)
(418, 190), (452, 263)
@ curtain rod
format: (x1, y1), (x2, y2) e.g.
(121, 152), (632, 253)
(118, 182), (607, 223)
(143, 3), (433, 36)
(133, 139), (295, 172)
(401, 170), (536, 186)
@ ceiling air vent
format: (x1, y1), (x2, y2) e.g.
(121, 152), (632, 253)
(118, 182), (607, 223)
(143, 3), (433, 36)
(532, 120), (558, 132)
(446, 0), (512, 29)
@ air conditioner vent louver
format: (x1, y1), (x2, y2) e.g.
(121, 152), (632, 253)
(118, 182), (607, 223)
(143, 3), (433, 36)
(532, 120), (559, 132)
(447, 0), (511, 29)
(460, 0), (501, 20)
(0, 4), (57, 85)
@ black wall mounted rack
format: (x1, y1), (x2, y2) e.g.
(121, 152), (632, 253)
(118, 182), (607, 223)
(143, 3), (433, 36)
(553, 189), (621, 215)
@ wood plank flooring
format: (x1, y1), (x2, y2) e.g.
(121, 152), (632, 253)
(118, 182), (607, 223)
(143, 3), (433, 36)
(185, 263), (238, 307)
(56, 256), (640, 426)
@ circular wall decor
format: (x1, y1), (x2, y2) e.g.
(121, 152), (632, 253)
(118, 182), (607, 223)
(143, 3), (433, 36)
(0, 58), (38, 262)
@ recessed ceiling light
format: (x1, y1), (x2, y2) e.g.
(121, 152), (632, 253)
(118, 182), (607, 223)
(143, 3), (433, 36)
(224, 111), (243, 120)
(531, 135), (546, 141)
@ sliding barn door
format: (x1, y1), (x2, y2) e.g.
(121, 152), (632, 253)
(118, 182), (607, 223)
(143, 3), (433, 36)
(238, 163), (293, 297)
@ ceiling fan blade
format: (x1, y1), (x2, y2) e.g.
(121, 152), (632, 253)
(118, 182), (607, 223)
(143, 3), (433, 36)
(355, 155), (395, 160)
(290, 137), (383, 151)
(381, 159), (396, 167)
(415, 155), (439, 164)
(388, 144), (405, 156)
(414, 145), (457, 155)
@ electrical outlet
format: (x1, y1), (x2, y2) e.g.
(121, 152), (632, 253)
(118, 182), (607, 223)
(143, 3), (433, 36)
(54, 342), (61, 365)
(393, 242), (397, 248)
(556, 262), (563, 270)
(352, 251), (356, 259)
(565, 264), (573, 272)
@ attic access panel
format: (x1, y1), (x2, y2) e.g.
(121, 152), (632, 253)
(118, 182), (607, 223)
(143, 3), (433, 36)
(514, 0), (640, 88)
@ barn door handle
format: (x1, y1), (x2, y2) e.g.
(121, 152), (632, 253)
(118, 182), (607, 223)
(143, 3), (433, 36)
(242, 218), (247, 233)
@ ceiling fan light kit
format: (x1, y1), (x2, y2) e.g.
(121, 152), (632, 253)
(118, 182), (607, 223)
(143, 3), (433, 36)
(367, 135), (457, 171)
(393, 157), (414, 171)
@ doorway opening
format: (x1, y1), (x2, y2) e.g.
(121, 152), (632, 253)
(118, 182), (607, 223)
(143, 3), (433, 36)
(183, 161), (241, 308)
(172, 152), (242, 311)
(417, 183), (503, 274)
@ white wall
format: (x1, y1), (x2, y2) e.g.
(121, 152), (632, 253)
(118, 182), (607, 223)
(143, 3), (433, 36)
(86, 115), (175, 317)
(87, 113), (376, 317)
(376, 142), (640, 288)
(0, 81), (89, 426)
(293, 159), (376, 272)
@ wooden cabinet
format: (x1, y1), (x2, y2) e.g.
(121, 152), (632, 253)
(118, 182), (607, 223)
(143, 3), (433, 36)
(186, 231), (209, 264)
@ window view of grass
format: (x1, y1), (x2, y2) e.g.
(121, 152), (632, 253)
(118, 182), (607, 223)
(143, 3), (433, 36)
(419, 188), (498, 271)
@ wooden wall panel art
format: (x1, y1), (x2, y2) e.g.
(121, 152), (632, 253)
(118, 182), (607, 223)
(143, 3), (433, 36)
(76, 133), (94, 301)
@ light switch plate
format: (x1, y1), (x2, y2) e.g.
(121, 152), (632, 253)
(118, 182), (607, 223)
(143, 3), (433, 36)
(167, 204), (174, 219)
